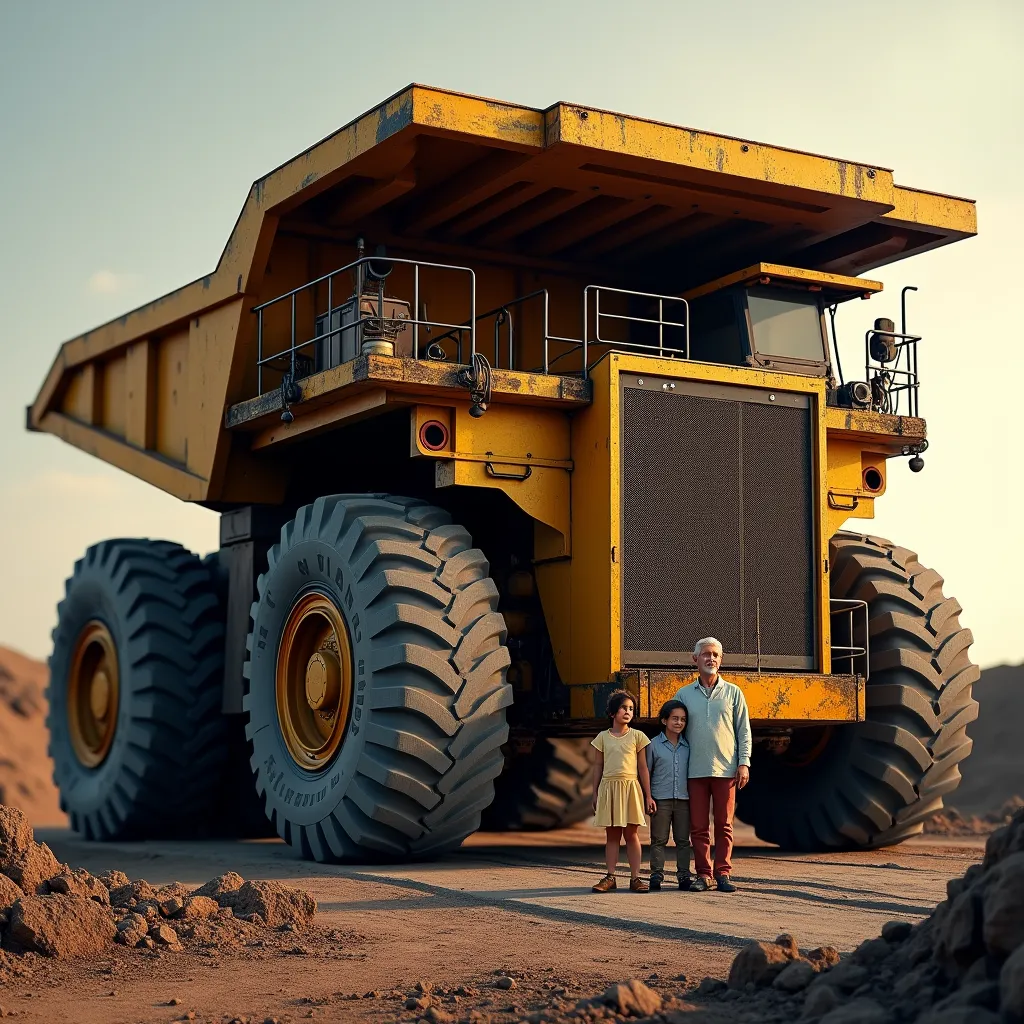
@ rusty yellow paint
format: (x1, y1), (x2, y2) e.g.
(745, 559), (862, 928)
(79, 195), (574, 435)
(683, 263), (884, 303)
(823, 408), (927, 537)
(431, 401), (573, 558)
(569, 670), (861, 723)
(644, 670), (862, 723)
(549, 102), (895, 206)
(30, 84), (971, 511)
(411, 85), (545, 148)
(124, 340), (156, 450)
(824, 406), (926, 443)
(252, 389), (395, 450)
(885, 185), (977, 237)
(436, 458), (570, 555)
(154, 329), (190, 465)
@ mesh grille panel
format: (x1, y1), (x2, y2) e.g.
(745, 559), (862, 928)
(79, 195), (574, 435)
(621, 383), (814, 667)
(740, 403), (814, 657)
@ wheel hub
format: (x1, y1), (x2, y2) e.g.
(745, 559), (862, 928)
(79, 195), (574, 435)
(67, 621), (119, 768)
(276, 593), (353, 770)
(305, 650), (340, 711)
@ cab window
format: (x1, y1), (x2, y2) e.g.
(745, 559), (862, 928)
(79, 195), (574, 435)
(745, 289), (826, 365)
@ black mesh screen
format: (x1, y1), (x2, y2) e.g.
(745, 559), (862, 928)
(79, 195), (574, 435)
(621, 383), (814, 668)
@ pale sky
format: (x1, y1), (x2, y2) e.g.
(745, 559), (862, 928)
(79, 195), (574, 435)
(1, 0), (1021, 667)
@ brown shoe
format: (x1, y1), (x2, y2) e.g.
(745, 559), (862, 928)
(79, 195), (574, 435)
(629, 876), (650, 893)
(592, 874), (616, 893)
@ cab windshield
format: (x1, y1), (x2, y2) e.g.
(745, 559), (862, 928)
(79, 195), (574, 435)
(746, 290), (825, 364)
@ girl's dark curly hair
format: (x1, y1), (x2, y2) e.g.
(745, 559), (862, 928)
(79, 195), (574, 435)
(605, 688), (636, 721)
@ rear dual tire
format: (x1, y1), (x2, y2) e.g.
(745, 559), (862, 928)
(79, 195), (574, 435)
(739, 532), (980, 850)
(47, 540), (228, 839)
(483, 737), (596, 831)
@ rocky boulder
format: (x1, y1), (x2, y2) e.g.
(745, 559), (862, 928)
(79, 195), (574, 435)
(0, 873), (23, 913)
(4, 894), (116, 957)
(220, 880), (316, 928)
(2, 840), (63, 895)
(598, 980), (662, 1017)
(43, 868), (110, 905)
(191, 871), (245, 901)
(728, 939), (795, 988)
(0, 806), (33, 867)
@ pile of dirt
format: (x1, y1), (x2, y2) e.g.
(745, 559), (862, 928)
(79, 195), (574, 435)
(667, 803), (1024, 1023)
(0, 805), (316, 970)
(926, 797), (1024, 837)
(953, 662), (1024, 817)
(0, 646), (63, 826)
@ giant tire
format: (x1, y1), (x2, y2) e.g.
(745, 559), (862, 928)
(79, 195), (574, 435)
(47, 539), (228, 840)
(738, 532), (980, 850)
(243, 494), (512, 862)
(482, 738), (596, 831)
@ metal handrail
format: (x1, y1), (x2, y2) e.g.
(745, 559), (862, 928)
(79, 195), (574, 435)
(254, 255), (476, 394)
(582, 285), (690, 376)
(829, 597), (869, 679)
(252, 262), (693, 394)
(863, 327), (921, 418)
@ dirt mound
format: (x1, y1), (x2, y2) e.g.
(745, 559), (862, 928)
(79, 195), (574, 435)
(676, 804), (1024, 1022)
(955, 662), (1024, 816)
(927, 797), (1024, 836)
(0, 805), (317, 966)
(0, 646), (64, 826)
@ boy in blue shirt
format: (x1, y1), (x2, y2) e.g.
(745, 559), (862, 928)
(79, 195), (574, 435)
(645, 699), (692, 891)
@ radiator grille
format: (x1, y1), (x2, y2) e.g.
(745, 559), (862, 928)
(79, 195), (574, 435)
(621, 381), (815, 669)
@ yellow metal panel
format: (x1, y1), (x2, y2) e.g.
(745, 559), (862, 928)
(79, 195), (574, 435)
(411, 86), (545, 149)
(571, 671), (861, 723)
(549, 103), (895, 205)
(644, 670), (861, 723)
(825, 407), (926, 443)
(101, 356), (126, 439)
(252, 389), (394, 450)
(564, 356), (616, 685)
(186, 300), (247, 487)
(60, 364), (101, 426)
(124, 340), (155, 449)
(435, 458), (570, 551)
(884, 185), (977, 237)
(155, 330), (189, 465)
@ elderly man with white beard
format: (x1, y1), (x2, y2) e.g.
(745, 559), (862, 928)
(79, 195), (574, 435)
(672, 637), (751, 893)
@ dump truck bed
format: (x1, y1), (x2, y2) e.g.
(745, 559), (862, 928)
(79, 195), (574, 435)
(28, 85), (975, 502)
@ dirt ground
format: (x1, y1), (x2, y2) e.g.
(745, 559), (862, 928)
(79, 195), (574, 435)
(0, 645), (1015, 1022)
(0, 822), (984, 1024)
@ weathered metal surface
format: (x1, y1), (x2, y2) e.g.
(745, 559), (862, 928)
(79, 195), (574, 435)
(824, 407), (927, 441)
(572, 669), (862, 724)
(27, 84), (969, 512)
(225, 356), (592, 430)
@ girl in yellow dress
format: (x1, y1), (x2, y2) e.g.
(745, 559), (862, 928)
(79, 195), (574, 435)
(590, 690), (656, 893)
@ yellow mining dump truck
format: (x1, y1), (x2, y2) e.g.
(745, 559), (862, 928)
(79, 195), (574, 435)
(29, 86), (979, 858)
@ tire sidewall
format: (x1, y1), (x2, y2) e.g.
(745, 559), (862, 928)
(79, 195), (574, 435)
(247, 538), (372, 829)
(48, 568), (133, 815)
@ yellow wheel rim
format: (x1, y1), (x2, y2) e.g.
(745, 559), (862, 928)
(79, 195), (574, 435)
(276, 592), (353, 771)
(67, 621), (119, 768)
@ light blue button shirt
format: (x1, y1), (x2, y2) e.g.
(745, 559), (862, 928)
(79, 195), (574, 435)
(645, 732), (690, 801)
(672, 677), (752, 778)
